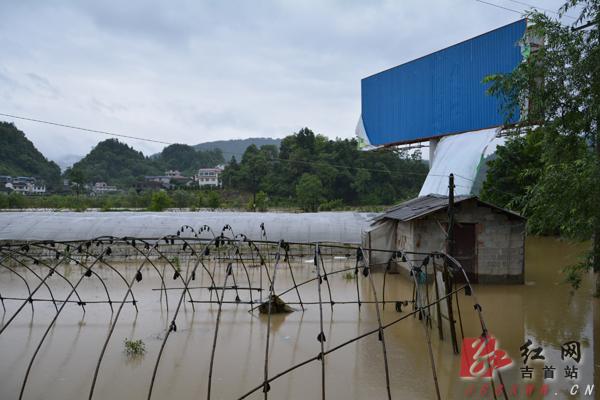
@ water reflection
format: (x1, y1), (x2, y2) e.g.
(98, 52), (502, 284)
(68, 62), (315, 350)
(0, 237), (596, 399)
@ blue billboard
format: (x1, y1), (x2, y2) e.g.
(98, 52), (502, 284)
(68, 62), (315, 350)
(360, 19), (527, 146)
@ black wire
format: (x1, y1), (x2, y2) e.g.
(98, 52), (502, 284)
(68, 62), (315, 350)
(0, 112), (173, 146)
(0, 111), (433, 177)
(504, 0), (577, 20)
(0, 111), (524, 197)
(474, 0), (523, 14)
(475, 0), (577, 20)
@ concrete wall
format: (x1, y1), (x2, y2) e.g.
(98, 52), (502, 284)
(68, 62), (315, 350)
(392, 199), (525, 283)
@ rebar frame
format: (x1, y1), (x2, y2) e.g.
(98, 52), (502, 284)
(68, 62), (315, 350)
(0, 223), (501, 400)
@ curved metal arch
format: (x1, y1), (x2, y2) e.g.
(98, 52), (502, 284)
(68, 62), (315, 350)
(0, 254), (59, 312)
(140, 235), (198, 312)
(87, 240), (165, 400)
(18, 248), (108, 400)
(32, 237), (161, 313)
(356, 246), (392, 400)
(26, 244), (114, 313)
(6, 246), (89, 314)
(0, 259), (35, 314)
(441, 252), (509, 400)
(205, 259), (234, 400)
(145, 235), (223, 400)
(232, 235), (256, 308)
(0, 251), (70, 336)
(122, 234), (203, 312)
(89, 236), (218, 400)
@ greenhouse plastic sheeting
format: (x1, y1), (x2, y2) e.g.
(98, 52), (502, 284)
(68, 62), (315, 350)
(0, 211), (376, 244)
(419, 128), (502, 197)
(361, 219), (396, 267)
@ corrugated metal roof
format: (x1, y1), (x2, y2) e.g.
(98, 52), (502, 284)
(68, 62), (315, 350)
(361, 19), (526, 146)
(375, 194), (525, 222)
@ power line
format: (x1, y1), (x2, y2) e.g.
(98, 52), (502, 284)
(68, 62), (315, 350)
(475, 0), (577, 20)
(474, 0), (523, 15)
(504, 0), (577, 20)
(0, 111), (430, 177)
(1, 112), (524, 203)
(0, 112), (490, 183)
(0, 112), (173, 146)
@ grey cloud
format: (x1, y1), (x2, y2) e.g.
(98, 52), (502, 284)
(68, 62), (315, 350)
(0, 0), (570, 159)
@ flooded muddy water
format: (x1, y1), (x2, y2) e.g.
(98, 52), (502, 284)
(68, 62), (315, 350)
(0, 237), (597, 399)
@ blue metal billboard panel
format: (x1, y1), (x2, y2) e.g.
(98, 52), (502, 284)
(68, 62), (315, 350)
(361, 19), (526, 146)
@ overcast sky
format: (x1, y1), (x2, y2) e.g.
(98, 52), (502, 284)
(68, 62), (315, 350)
(0, 0), (573, 163)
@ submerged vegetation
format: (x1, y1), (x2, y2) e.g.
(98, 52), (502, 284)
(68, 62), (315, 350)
(342, 271), (356, 281)
(124, 338), (146, 356)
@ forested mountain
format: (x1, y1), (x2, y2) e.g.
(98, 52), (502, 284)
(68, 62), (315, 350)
(193, 138), (281, 161)
(222, 128), (427, 208)
(157, 144), (224, 173)
(65, 139), (224, 188)
(65, 139), (161, 187)
(0, 122), (61, 188)
(2, 122), (426, 206)
(66, 140), (225, 187)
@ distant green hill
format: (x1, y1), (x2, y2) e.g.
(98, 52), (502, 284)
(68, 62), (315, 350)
(0, 122), (61, 188)
(156, 143), (224, 174)
(68, 139), (227, 187)
(193, 138), (281, 161)
(66, 139), (161, 187)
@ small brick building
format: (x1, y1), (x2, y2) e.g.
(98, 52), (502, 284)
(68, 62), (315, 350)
(364, 195), (526, 283)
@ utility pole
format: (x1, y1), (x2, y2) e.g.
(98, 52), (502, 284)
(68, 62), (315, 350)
(445, 173), (459, 353)
(447, 173), (455, 256)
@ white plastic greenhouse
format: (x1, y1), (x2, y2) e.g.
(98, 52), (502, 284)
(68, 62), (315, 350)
(0, 211), (376, 244)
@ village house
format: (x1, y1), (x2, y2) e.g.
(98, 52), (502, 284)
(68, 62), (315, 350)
(1, 176), (46, 195)
(196, 166), (223, 187)
(92, 182), (118, 194)
(165, 170), (184, 179)
(364, 194), (526, 284)
(143, 170), (190, 190)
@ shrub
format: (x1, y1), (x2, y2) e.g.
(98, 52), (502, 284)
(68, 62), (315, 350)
(149, 191), (172, 211)
(319, 199), (344, 211)
(255, 191), (268, 212)
(206, 190), (221, 209)
(124, 338), (146, 356)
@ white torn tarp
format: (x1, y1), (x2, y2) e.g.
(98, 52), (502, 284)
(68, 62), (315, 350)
(355, 115), (381, 151)
(419, 128), (504, 197)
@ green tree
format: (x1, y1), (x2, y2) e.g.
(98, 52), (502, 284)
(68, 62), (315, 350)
(0, 193), (9, 209)
(221, 127), (427, 208)
(8, 192), (26, 208)
(237, 145), (273, 204)
(255, 191), (268, 212)
(207, 190), (221, 209)
(149, 191), (172, 211)
(0, 122), (61, 189)
(195, 192), (206, 208)
(484, 2), (600, 294)
(156, 144), (223, 175)
(295, 173), (323, 212)
(68, 167), (87, 195)
(172, 190), (190, 208)
(481, 130), (545, 218)
(66, 139), (161, 188)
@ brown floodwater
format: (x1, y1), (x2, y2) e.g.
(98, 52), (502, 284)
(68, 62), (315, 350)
(0, 237), (597, 400)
